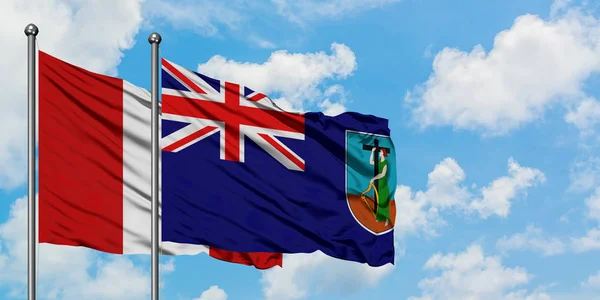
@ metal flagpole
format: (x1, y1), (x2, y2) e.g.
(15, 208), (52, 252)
(148, 32), (162, 300)
(25, 23), (39, 300)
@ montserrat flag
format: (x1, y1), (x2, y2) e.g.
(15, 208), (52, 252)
(161, 58), (396, 266)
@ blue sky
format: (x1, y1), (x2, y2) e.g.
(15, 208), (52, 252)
(1, 0), (600, 299)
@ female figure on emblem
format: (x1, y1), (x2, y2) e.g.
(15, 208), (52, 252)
(369, 148), (391, 226)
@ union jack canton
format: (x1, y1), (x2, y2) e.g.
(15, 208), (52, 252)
(160, 59), (306, 171)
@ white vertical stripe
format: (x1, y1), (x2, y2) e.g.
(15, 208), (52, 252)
(122, 80), (208, 255)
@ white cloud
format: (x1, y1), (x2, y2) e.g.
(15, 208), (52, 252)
(421, 157), (471, 209)
(394, 185), (446, 238)
(424, 44), (434, 58)
(405, 5), (600, 135)
(197, 43), (356, 112)
(409, 244), (549, 300)
(504, 290), (553, 300)
(143, 0), (395, 46)
(571, 228), (600, 253)
(585, 188), (600, 222)
(468, 158), (546, 219)
(272, 0), (400, 25)
(565, 97), (600, 137)
(496, 225), (566, 257)
(61, 258), (150, 300)
(582, 270), (600, 289)
(248, 35), (277, 49)
(0, 196), (150, 299)
(395, 157), (545, 237)
(160, 258), (176, 274)
(393, 158), (469, 237)
(571, 187), (600, 253)
(260, 251), (394, 300)
(550, 0), (574, 18)
(317, 85), (348, 116)
(143, 0), (245, 37)
(569, 157), (600, 192)
(318, 99), (347, 116)
(158, 258), (176, 288)
(0, 0), (143, 188)
(497, 184), (600, 255)
(194, 285), (227, 300)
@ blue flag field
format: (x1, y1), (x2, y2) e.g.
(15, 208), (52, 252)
(160, 58), (396, 266)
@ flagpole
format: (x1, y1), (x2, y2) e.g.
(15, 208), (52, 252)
(24, 23), (39, 300)
(149, 32), (162, 300)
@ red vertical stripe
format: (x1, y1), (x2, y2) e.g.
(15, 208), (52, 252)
(224, 82), (241, 161)
(39, 51), (124, 254)
(209, 248), (283, 269)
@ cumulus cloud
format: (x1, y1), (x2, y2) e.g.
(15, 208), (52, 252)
(260, 251), (394, 300)
(272, 0), (401, 24)
(566, 154), (600, 253)
(582, 271), (600, 289)
(194, 285), (228, 300)
(571, 187), (600, 253)
(196, 43), (357, 112)
(0, 197), (150, 299)
(318, 99), (347, 116)
(585, 188), (600, 222)
(571, 228), (600, 253)
(496, 225), (566, 257)
(405, 4), (600, 135)
(143, 0), (397, 46)
(569, 157), (600, 192)
(279, 157), (544, 299)
(143, 0), (245, 37)
(393, 158), (468, 237)
(409, 244), (550, 300)
(317, 85), (348, 116)
(0, 0), (144, 188)
(565, 97), (600, 137)
(495, 187), (600, 256)
(468, 158), (546, 219)
(395, 157), (545, 237)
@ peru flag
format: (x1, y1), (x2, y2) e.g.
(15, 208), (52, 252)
(37, 50), (282, 269)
